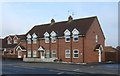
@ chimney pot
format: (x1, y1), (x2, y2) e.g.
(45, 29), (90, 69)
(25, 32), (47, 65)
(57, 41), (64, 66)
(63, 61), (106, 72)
(51, 18), (55, 25)
(68, 16), (73, 22)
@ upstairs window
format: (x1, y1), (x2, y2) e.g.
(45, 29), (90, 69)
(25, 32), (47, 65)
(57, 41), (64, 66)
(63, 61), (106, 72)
(65, 35), (70, 42)
(27, 34), (31, 44)
(73, 34), (79, 42)
(64, 29), (71, 42)
(72, 28), (79, 42)
(14, 40), (18, 44)
(45, 37), (49, 43)
(73, 50), (79, 58)
(33, 39), (37, 44)
(8, 40), (12, 44)
(51, 36), (56, 43)
(27, 39), (31, 44)
(50, 31), (56, 43)
(96, 35), (98, 43)
(32, 33), (37, 44)
(44, 32), (50, 43)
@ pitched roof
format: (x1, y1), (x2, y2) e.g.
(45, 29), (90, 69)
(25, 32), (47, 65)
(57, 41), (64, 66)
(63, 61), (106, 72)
(2, 34), (26, 49)
(27, 16), (97, 38)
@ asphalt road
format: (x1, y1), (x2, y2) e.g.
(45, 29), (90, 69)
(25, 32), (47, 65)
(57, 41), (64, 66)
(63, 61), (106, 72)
(2, 60), (120, 76)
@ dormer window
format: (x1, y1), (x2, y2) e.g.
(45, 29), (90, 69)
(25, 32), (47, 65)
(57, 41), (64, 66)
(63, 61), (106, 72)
(32, 33), (37, 44)
(44, 32), (49, 43)
(64, 29), (71, 42)
(14, 40), (18, 44)
(13, 36), (18, 44)
(72, 28), (79, 42)
(8, 40), (12, 44)
(27, 34), (31, 44)
(50, 31), (56, 43)
(7, 36), (12, 44)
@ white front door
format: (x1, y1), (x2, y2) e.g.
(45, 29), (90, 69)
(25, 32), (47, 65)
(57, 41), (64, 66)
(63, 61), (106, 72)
(41, 51), (45, 59)
(18, 50), (22, 58)
(98, 50), (102, 62)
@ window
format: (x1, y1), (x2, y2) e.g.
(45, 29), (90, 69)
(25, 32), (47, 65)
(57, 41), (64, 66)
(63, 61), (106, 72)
(46, 50), (50, 58)
(33, 50), (37, 57)
(51, 36), (56, 43)
(65, 35), (70, 42)
(52, 50), (56, 58)
(64, 29), (71, 42)
(73, 50), (79, 58)
(45, 37), (49, 43)
(73, 34), (79, 42)
(65, 50), (70, 58)
(27, 39), (31, 44)
(8, 40), (12, 44)
(27, 50), (31, 57)
(96, 35), (98, 43)
(33, 39), (37, 44)
(14, 40), (18, 44)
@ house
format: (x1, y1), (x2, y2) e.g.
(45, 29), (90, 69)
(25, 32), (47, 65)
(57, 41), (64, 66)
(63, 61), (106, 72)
(2, 34), (26, 58)
(2, 16), (105, 63)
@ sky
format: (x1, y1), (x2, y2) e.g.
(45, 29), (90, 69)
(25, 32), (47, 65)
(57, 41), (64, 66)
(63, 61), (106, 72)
(0, 2), (118, 47)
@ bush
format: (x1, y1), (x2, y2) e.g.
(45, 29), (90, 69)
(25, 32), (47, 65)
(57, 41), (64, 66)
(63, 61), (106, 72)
(59, 59), (62, 62)
(54, 59), (58, 62)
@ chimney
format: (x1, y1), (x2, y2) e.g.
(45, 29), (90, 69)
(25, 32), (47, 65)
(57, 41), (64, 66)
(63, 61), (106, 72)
(51, 18), (55, 25)
(68, 16), (73, 22)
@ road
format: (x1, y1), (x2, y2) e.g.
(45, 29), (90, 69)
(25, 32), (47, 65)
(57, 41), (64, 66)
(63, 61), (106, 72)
(2, 60), (120, 76)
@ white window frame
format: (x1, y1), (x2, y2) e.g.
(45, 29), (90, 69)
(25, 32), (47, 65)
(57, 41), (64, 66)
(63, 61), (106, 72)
(51, 36), (56, 43)
(27, 50), (31, 57)
(52, 50), (56, 58)
(65, 35), (70, 42)
(73, 49), (79, 58)
(8, 40), (12, 44)
(45, 37), (49, 43)
(96, 35), (98, 43)
(65, 50), (70, 58)
(73, 34), (79, 42)
(33, 38), (37, 44)
(33, 50), (37, 57)
(46, 50), (50, 58)
(27, 39), (31, 44)
(14, 40), (18, 44)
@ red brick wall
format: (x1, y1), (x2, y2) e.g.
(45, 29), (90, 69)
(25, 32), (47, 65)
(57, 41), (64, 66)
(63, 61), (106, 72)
(84, 18), (105, 63)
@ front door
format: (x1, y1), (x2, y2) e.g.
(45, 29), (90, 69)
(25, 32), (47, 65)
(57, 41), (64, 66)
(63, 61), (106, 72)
(18, 50), (22, 58)
(41, 51), (45, 59)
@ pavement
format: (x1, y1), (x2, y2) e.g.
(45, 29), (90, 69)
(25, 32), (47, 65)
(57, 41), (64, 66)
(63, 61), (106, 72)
(1, 60), (120, 76)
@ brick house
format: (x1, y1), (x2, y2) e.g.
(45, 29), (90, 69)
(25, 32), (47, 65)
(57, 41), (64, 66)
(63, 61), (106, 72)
(2, 16), (105, 63)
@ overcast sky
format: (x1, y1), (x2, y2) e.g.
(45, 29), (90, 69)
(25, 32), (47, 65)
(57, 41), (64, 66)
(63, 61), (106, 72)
(0, 2), (118, 47)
